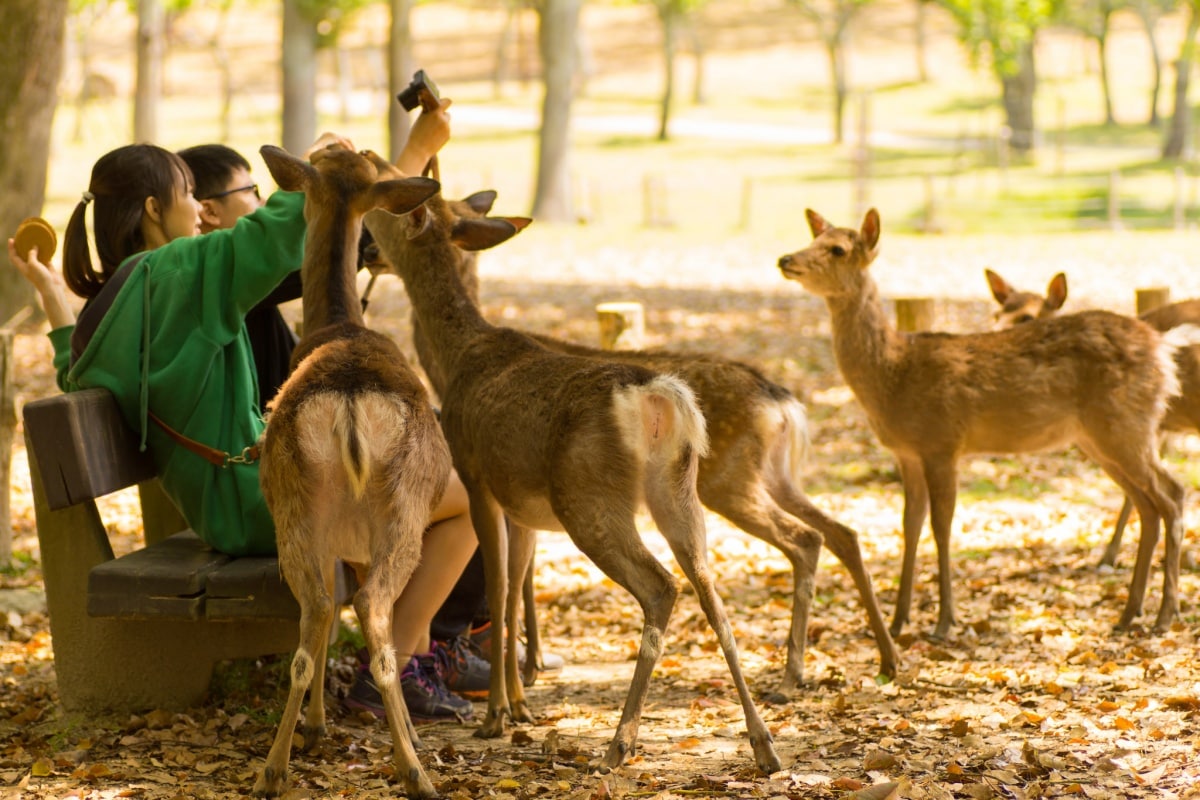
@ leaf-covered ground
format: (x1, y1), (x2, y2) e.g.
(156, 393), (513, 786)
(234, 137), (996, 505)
(4, 227), (1200, 800)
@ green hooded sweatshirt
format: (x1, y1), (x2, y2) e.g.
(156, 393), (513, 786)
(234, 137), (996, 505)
(46, 189), (307, 556)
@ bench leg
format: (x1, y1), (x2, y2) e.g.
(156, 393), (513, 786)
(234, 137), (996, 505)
(27, 439), (298, 713)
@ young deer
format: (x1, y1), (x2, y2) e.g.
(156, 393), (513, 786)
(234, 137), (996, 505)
(777, 208), (1188, 639)
(986, 268), (1200, 567)
(252, 145), (444, 799)
(363, 175), (782, 775)
(397, 190), (899, 693)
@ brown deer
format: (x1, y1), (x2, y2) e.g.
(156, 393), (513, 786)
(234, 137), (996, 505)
(252, 144), (444, 798)
(362, 169), (782, 775)
(986, 268), (1200, 567)
(777, 208), (1188, 640)
(394, 190), (899, 693)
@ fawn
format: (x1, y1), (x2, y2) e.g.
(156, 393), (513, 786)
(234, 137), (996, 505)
(395, 189), (899, 692)
(252, 145), (444, 798)
(986, 268), (1200, 567)
(362, 172), (782, 775)
(778, 208), (1188, 639)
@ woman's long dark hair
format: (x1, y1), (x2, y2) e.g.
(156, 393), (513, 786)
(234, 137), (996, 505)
(63, 144), (193, 299)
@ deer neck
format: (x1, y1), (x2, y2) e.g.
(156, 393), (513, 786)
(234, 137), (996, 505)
(300, 209), (365, 335)
(825, 276), (904, 405)
(397, 238), (490, 378)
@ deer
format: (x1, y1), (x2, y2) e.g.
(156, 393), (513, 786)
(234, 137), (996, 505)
(777, 208), (1189, 641)
(251, 144), (445, 799)
(986, 268), (1200, 568)
(391, 189), (899, 694)
(361, 164), (782, 776)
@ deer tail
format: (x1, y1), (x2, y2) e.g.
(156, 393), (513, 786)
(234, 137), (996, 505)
(771, 396), (811, 490)
(1158, 323), (1200, 400)
(332, 398), (372, 499)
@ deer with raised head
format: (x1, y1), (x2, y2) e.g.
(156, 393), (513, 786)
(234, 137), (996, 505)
(362, 170), (782, 775)
(777, 208), (1189, 640)
(251, 144), (444, 798)
(393, 190), (899, 693)
(986, 268), (1200, 567)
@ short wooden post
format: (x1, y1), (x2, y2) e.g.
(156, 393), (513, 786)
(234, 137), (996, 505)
(1173, 166), (1186, 230)
(894, 297), (935, 332)
(597, 301), (645, 350)
(642, 174), (672, 228)
(739, 176), (753, 231)
(0, 307), (31, 563)
(1136, 287), (1171, 316)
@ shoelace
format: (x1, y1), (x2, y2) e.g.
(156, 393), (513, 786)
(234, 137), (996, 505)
(411, 654), (454, 701)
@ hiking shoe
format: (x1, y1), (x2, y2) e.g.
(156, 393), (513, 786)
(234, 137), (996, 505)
(342, 655), (474, 723)
(469, 621), (564, 672)
(432, 636), (491, 695)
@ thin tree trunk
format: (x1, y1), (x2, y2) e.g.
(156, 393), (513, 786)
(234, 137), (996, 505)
(1136, 3), (1164, 126)
(828, 37), (848, 145)
(282, 0), (318, 155)
(657, 5), (678, 141)
(531, 0), (581, 222)
(999, 41), (1037, 151)
(915, 0), (929, 82)
(388, 0), (415, 161)
(1098, 31), (1114, 125)
(494, 1), (519, 98)
(0, 0), (67, 324)
(134, 0), (163, 142)
(1163, 3), (1199, 158)
(687, 19), (706, 105)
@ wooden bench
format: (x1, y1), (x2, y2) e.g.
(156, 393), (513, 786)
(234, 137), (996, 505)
(23, 387), (352, 714)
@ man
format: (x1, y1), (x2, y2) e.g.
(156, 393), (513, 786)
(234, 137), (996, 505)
(179, 144), (297, 408)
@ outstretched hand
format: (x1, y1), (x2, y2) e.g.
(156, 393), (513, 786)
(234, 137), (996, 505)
(397, 97), (452, 178)
(7, 238), (76, 329)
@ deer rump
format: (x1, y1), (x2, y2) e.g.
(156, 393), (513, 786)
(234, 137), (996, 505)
(262, 330), (449, 564)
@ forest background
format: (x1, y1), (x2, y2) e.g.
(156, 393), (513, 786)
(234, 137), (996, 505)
(4, 0), (1200, 798)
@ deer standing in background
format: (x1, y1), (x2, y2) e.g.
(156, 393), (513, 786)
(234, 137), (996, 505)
(252, 145), (444, 798)
(362, 172), (782, 776)
(986, 268), (1200, 567)
(778, 208), (1189, 639)
(393, 189), (899, 693)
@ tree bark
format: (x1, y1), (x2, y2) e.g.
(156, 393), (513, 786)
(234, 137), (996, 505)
(282, 0), (318, 155)
(1134, 2), (1164, 126)
(388, 0), (416, 161)
(0, 0), (67, 325)
(999, 41), (1037, 152)
(656, 3), (679, 141)
(1163, 2), (1199, 159)
(134, 0), (163, 143)
(530, 0), (581, 222)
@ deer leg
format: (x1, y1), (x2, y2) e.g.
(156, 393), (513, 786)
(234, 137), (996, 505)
(646, 478), (782, 776)
(773, 486), (899, 680)
(466, 489), (511, 739)
(299, 565), (337, 751)
(253, 552), (335, 798)
(892, 456), (930, 638)
(353, 544), (434, 799)
(507, 522), (541, 692)
(922, 456), (959, 640)
(708, 489), (821, 694)
(1099, 497), (1134, 568)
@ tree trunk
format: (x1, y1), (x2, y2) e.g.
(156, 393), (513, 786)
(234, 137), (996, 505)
(530, 0), (581, 222)
(1163, 3), (1200, 159)
(827, 36), (848, 145)
(493, 3), (519, 98)
(0, 0), (67, 325)
(387, 0), (416, 161)
(656, 3), (679, 141)
(134, 0), (163, 143)
(1136, 4), (1163, 126)
(999, 41), (1037, 152)
(915, 0), (929, 82)
(687, 18), (705, 105)
(282, 0), (318, 155)
(1098, 29), (1114, 125)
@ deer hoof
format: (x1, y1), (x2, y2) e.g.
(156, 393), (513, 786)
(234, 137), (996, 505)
(301, 723), (325, 751)
(474, 711), (506, 739)
(252, 765), (285, 797)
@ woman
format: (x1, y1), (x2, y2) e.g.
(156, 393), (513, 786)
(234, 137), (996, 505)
(9, 104), (481, 721)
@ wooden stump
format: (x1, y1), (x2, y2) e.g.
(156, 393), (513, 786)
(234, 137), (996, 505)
(1136, 287), (1170, 316)
(894, 297), (935, 332)
(597, 302), (645, 350)
(0, 328), (13, 563)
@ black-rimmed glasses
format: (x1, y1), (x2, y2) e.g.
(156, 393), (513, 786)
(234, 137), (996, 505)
(200, 183), (260, 201)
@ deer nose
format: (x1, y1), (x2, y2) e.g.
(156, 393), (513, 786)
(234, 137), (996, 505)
(778, 255), (793, 269)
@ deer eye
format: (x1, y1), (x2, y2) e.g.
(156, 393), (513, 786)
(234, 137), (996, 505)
(1015, 314), (1033, 324)
(830, 245), (846, 257)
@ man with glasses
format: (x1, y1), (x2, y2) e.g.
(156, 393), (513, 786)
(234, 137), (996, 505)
(178, 144), (295, 407)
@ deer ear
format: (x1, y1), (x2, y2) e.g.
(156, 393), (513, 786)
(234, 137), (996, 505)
(462, 190), (498, 215)
(368, 176), (440, 217)
(406, 205), (432, 241)
(861, 208), (881, 252)
(1046, 272), (1068, 310)
(985, 269), (1012, 304)
(451, 217), (527, 252)
(260, 145), (314, 193)
(805, 209), (829, 238)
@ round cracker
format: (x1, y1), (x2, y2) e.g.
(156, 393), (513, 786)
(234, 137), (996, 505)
(14, 217), (57, 262)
